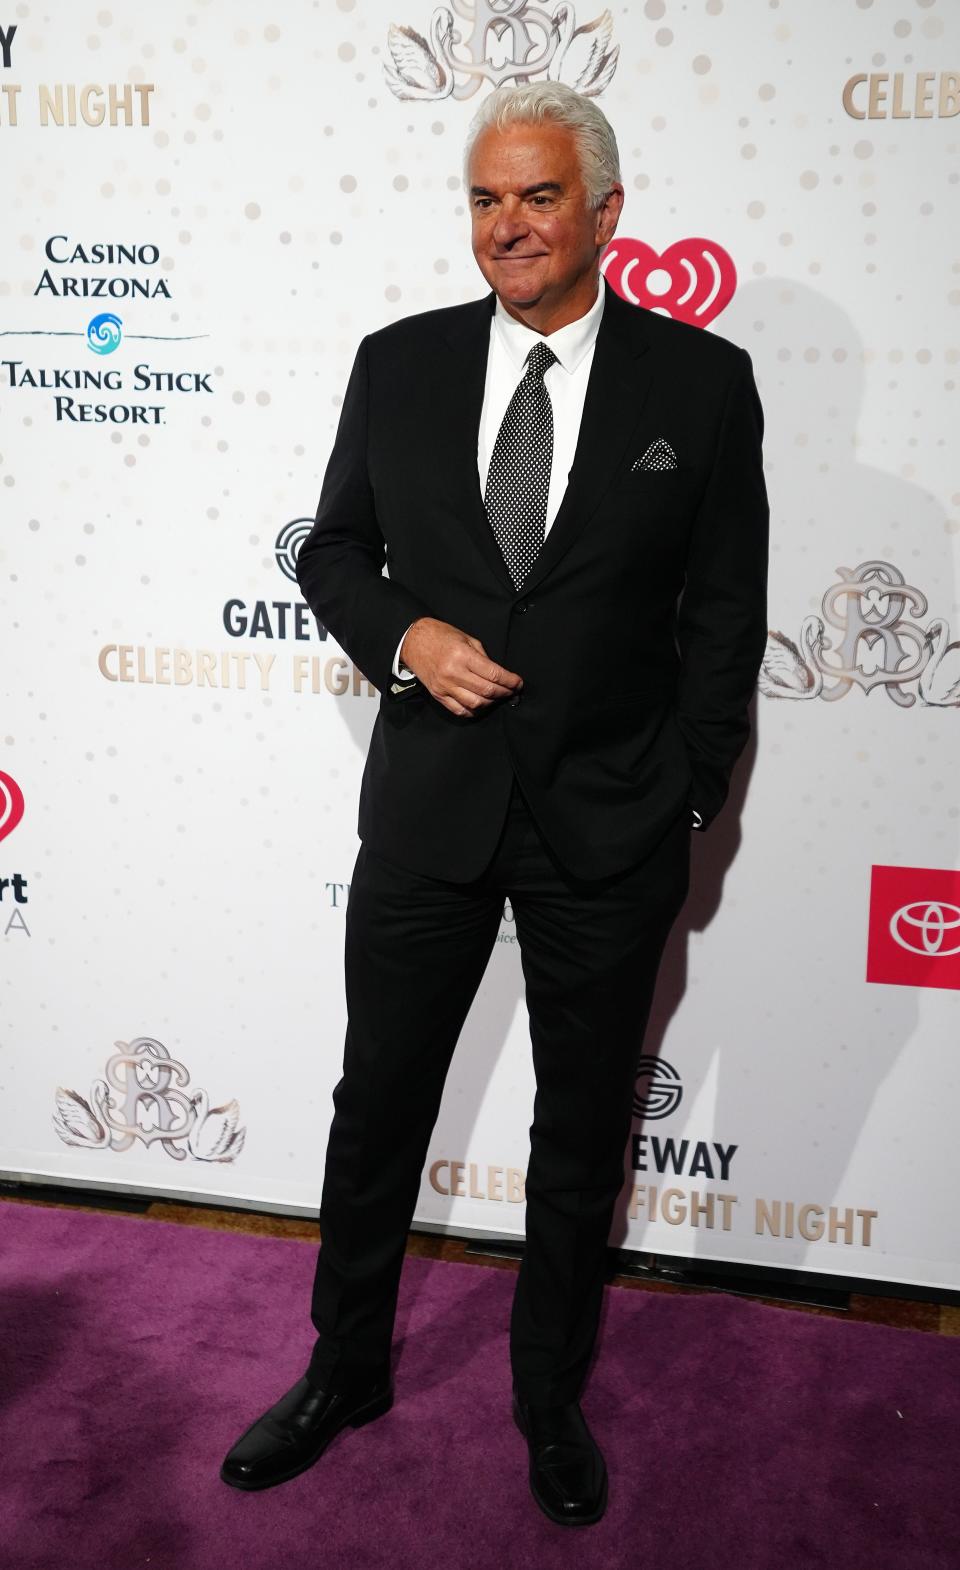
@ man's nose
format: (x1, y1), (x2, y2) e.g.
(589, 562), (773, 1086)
(492, 195), (530, 247)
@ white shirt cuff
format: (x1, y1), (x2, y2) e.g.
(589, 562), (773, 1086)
(392, 621), (418, 680)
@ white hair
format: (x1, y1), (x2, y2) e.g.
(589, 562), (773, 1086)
(462, 82), (621, 209)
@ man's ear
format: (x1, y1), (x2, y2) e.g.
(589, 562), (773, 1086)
(595, 184), (625, 248)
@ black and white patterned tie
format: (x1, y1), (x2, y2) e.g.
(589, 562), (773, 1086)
(483, 339), (558, 590)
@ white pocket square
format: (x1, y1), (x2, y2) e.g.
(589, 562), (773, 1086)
(632, 438), (679, 472)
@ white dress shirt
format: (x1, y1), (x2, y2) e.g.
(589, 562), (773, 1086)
(387, 283), (703, 830)
(392, 282), (604, 680)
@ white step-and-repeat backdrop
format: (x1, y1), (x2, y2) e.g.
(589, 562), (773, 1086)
(3, 1), (958, 1290)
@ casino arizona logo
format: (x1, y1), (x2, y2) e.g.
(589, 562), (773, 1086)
(35, 236), (170, 300)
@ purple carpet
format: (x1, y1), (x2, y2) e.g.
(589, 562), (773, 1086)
(1, 1201), (957, 1570)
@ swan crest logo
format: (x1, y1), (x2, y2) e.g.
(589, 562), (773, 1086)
(52, 1036), (246, 1164)
(384, 2), (618, 102)
(759, 560), (960, 708)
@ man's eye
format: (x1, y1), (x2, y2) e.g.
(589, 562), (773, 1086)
(473, 198), (493, 210)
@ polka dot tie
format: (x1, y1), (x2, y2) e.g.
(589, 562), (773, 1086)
(483, 340), (558, 591)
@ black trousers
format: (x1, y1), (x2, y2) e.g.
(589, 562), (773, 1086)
(306, 772), (690, 1405)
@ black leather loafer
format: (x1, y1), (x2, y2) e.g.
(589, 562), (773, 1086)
(513, 1391), (608, 1526)
(220, 1368), (393, 1491)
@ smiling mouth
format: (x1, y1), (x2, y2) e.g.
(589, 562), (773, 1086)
(493, 254), (547, 263)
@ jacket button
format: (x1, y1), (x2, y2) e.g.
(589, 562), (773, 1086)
(508, 693), (521, 708)
(515, 601), (528, 614)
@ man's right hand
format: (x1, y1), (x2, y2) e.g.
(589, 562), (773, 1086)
(400, 617), (523, 718)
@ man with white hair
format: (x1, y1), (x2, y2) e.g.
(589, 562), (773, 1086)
(222, 81), (768, 1526)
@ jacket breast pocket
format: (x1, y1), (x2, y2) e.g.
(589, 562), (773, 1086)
(614, 464), (698, 490)
(611, 466), (702, 519)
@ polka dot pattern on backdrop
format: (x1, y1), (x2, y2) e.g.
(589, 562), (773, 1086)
(482, 341), (557, 590)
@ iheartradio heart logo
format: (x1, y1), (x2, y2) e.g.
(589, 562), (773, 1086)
(0, 770), (24, 844)
(601, 237), (737, 328)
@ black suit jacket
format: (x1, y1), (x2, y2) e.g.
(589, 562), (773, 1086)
(296, 279), (769, 882)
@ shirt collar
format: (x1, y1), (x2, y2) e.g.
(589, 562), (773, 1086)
(492, 279), (605, 376)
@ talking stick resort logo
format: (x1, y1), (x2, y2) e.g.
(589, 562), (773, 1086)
(2, 234), (212, 429)
(53, 1036), (246, 1164)
(385, 2), (618, 100)
(0, 24), (209, 428)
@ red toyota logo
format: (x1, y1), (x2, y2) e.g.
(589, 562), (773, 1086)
(0, 771), (24, 844)
(867, 864), (960, 990)
(601, 237), (737, 327)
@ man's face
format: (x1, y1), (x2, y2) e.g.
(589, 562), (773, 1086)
(467, 119), (622, 316)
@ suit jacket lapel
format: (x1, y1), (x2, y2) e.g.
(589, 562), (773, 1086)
(520, 281), (655, 597)
(439, 293), (517, 595)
